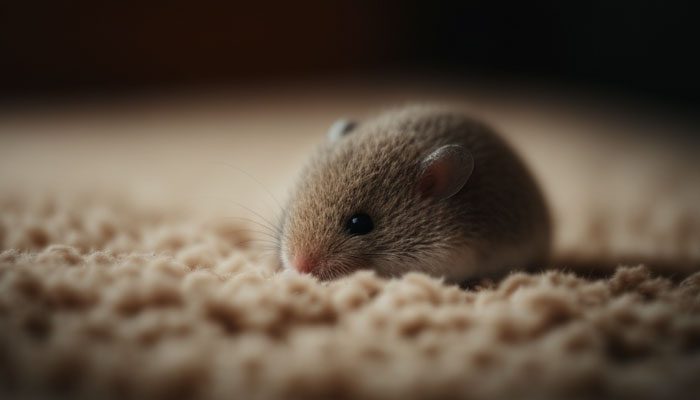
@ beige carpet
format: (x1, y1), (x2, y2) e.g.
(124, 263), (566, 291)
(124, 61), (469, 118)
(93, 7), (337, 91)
(1, 81), (699, 399)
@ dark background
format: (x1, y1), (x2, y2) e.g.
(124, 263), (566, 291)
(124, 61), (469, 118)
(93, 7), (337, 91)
(1, 1), (698, 114)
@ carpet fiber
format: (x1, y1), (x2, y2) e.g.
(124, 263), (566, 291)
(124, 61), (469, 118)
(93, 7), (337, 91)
(1, 195), (699, 400)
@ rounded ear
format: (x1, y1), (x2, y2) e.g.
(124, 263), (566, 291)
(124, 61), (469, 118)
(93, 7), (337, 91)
(327, 119), (357, 142)
(418, 145), (474, 200)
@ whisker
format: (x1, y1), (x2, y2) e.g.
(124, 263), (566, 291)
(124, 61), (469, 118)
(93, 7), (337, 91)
(237, 238), (280, 246)
(222, 200), (279, 233)
(212, 217), (280, 239)
(209, 160), (284, 214)
(194, 194), (280, 235)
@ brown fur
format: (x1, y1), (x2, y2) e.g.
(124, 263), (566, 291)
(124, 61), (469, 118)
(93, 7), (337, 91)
(279, 106), (551, 283)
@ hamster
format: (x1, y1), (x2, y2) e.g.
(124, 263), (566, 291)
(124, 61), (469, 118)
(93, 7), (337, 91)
(277, 105), (551, 284)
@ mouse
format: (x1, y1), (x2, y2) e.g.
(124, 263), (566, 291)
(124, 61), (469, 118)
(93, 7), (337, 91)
(276, 105), (551, 284)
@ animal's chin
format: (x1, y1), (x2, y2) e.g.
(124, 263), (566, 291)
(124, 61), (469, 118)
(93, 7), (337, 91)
(280, 247), (364, 281)
(309, 262), (359, 281)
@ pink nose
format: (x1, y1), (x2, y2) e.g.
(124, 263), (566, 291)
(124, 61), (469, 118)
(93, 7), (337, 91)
(292, 254), (318, 274)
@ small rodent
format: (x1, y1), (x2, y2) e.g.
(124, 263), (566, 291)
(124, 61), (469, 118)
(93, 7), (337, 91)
(277, 105), (551, 284)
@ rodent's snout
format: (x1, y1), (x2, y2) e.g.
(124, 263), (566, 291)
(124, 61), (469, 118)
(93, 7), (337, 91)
(283, 244), (353, 280)
(290, 253), (319, 274)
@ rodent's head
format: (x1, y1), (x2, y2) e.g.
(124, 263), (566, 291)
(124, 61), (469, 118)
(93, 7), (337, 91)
(278, 110), (474, 281)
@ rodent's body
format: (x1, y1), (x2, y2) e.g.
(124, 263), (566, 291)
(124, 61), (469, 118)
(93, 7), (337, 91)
(278, 106), (551, 284)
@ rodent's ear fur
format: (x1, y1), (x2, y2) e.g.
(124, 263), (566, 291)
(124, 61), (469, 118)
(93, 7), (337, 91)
(327, 119), (357, 142)
(418, 145), (474, 200)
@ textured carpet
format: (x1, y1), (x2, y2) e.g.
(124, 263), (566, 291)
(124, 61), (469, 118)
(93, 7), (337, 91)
(1, 84), (699, 399)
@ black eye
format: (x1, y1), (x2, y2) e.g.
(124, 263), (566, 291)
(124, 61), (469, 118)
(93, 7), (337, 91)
(345, 213), (374, 235)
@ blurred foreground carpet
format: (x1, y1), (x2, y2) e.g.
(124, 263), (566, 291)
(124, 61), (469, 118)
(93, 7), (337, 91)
(1, 82), (699, 399)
